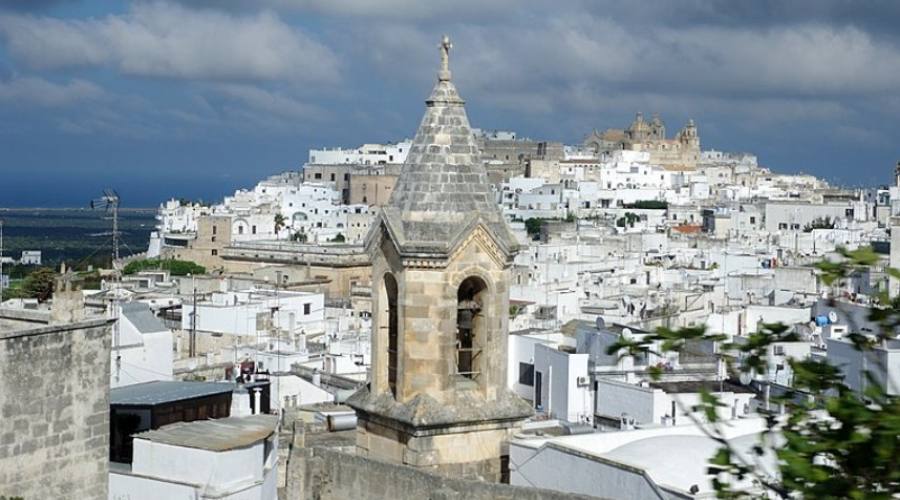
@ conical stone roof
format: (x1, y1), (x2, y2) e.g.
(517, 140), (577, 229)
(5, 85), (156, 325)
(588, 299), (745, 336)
(374, 37), (519, 260)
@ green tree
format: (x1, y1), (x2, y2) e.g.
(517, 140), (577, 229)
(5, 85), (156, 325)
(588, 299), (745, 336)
(616, 212), (640, 228)
(274, 213), (286, 234)
(525, 218), (544, 237)
(330, 233), (346, 243)
(624, 200), (668, 210)
(606, 246), (899, 498)
(21, 267), (56, 302)
(123, 258), (205, 276)
(803, 216), (835, 232)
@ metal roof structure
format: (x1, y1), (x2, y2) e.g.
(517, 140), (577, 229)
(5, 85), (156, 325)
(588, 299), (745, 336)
(111, 380), (235, 406)
(134, 414), (278, 452)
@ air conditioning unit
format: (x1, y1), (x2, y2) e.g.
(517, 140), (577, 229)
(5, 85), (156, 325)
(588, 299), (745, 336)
(576, 376), (590, 387)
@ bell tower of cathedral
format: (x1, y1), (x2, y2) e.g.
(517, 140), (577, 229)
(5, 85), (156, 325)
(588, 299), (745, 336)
(347, 35), (532, 482)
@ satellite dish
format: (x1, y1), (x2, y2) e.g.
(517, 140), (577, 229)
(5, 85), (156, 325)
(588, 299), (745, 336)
(828, 311), (838, 324)
(595, 316), (606, 330)
(622, 327), (633, 340)
(739, 372), (752, 385)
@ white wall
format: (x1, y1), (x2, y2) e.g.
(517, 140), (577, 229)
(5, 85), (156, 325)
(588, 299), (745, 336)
(534, 343), (591, 423)
(268, 374), (333, 410)
(182, 291), (324, 336)
(112, 432), (278, 500)
(511, 443), (665, 500)
(112, 307), (174, 389)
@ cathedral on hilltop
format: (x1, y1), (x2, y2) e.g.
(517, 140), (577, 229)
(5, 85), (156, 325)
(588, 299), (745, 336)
(346, 36), (532, 482)
(584, 112), (701, 170)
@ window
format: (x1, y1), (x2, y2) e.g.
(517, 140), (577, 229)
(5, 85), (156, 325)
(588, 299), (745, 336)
(238, 225), (244, 235)
(252, 225), (257, 234)
(303, 303), (311, 315)
(330, 173), (336, 181)
(457, 276), (487, 379)
(518, 362), (534, 386)
(383, 273), (399, 397)
(750, 216), (756, 224)
(314, 173), (322, 180)
(211, 249), (218, 256)
(211, 236), (216, 242)
(212, 225), (217, 235)
(344, 173), (350, 181)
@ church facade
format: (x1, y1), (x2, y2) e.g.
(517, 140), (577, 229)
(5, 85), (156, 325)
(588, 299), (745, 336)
(346, 36), (532, 482)
(584, 112), (701, 171)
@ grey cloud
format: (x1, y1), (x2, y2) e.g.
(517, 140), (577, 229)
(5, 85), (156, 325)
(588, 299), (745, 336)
(173, 0), (520, 20)
(0, 2), (339, 83)
(212, 83), (325, 121)
(0, 76), (104, 106)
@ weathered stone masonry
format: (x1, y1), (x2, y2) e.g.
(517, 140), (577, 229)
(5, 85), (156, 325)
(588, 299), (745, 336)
(0, 317), (113, 500)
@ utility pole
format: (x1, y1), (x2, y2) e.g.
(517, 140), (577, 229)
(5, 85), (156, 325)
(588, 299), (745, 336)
(0, 219), (4, 301)
(190, 274), (197, 358)
(274, 270), (282, 415)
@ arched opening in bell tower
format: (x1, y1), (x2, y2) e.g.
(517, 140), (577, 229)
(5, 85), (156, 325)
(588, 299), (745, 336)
(456, 276), (487, 380)
(382, 273), (399, 397)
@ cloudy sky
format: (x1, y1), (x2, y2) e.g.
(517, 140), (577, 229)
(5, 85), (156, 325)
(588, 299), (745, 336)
(1, 0), (898, 207)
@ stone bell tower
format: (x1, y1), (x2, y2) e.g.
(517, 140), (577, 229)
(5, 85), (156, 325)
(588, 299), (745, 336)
(347, 35), (532, 481)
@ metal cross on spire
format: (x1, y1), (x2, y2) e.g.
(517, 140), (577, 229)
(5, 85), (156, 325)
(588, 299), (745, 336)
(438, 34), (452, 81)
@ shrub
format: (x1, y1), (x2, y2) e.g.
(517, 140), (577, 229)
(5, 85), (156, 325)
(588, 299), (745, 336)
(624, 200), (668, 210)
(123, 259), (205, 276)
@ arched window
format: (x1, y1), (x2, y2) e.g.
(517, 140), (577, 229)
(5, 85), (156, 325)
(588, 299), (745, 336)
(383, 273), (399, 397)
(457, 277), (487, 379)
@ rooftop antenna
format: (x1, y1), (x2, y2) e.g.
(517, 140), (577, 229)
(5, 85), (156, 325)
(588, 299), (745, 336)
(91, 189), (123, 381)
(90, 188), (121, 264)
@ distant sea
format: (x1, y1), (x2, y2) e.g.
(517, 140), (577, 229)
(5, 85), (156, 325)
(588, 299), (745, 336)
(0, 207), (157, 267)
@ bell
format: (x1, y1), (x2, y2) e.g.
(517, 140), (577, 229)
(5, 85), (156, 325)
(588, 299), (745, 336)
(457, 309), (474, 330)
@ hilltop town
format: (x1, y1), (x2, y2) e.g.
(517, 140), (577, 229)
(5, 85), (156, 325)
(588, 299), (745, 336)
(1, 36), (898, 500)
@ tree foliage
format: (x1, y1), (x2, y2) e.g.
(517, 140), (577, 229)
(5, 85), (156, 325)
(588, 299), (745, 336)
(624, 200), (668, 210)
(524, 218), (545, 237)
(21, 267), (56, 302)
(616, 212), (640, 228)
(123, 258), (205, 276)
(803, 216), (836, 232)
(605, 246), (899, 498)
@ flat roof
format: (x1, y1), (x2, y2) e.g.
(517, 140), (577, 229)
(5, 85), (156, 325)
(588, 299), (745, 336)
(650, 380), (755, 394)
(111, 381), (235, 406)
(135, 414), (277, 451)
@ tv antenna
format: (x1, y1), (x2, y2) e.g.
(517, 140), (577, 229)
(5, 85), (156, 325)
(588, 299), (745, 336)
(90, 189), (121, 263)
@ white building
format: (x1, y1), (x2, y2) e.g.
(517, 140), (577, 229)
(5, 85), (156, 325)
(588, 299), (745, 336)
(20, 250), (41, 265)
(511, 417), (776, 499)
(533, 342), (591, 424)
(112, 302), (174, 389)
(181, 289), (325, 337)
(308, 142), (410, 165)
(109, 414), (279, 500)
(828, 337), (900, 396)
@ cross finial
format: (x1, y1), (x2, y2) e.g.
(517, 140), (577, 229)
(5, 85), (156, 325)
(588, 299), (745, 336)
(439, 35), (452, 81)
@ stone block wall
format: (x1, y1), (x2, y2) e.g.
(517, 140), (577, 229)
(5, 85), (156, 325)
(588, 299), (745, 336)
(286, 444), (601, 500)
(0, 318), (113, 500)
